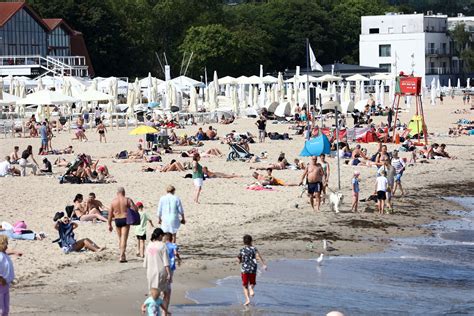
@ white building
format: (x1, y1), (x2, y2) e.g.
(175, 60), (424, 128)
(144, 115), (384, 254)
(359, 12), (458, 85)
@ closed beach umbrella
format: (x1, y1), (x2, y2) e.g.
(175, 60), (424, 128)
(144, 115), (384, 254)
(467, 78), (470, 89)
(355, 81), (360, 102)
(129, 125), (158, 135)
(340, 82), (345, 103)
(374, 82), (380, 105)
(379, 82), (385, 107)
(213, 71), (219, 94)
(345, 82), (351, 103)
(430, 78), (436, 106)
(36, 77), (44, 92)
(0, 78), (3, 100)
(190, 87), (198, 112)
(278, 72), (284, 102)
(448, 78), (451, 89)
(248, 84), (254, 107)
(457, 78), (461, 89)
(253, 85), (259, 109)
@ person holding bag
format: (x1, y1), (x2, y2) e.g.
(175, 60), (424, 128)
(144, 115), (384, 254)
(109, 187), (137, 263)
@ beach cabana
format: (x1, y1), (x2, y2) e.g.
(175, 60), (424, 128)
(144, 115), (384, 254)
(16, 89), (78, 105)
(299, 134), (331, 157)
(345, 74), (370, 82)
(274, 102), (291, 117)
(266, 101), (279, 113)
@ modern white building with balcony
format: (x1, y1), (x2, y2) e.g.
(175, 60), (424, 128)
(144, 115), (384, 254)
(359, 12), (458, 85)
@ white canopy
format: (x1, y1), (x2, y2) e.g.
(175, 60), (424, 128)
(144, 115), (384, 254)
(262, 75), (278, 84)
(74, 89), (114, 102)
(315, 74), (343, 82)
(139, 76), (163, 88)
(16, 89), (78, 105)
(371, 73), (393, 80)
(236, 76), (249, 84)
(285, 75), (319, 83)
(170, 75), (201, 89)
(216, 76), (237, 85)
(0, 92), (20, 105)
(246, 75), (263, 85)
(274, 102), (291, 117)
(345, 74), (370, 81)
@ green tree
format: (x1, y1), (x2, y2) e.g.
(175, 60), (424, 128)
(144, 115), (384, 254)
(180, 24), (236, 77)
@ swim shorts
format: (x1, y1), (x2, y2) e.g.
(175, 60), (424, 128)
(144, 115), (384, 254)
(193, 178), (203, 187)
(307, 182), (322, 194)
(115, 218), (128, 228)
(136, 234), (146, 240)
(377, 190), (386, 200)
(241, 273), (256, 287)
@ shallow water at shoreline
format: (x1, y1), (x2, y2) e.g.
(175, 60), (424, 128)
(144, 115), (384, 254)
(175, 197), (474, 315)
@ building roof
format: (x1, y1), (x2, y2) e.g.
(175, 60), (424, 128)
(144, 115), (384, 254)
(43, 18), (74, 34)
(0, 1), (49, 30)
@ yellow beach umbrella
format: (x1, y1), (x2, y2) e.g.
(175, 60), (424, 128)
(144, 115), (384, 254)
(129, 125), (158, 135)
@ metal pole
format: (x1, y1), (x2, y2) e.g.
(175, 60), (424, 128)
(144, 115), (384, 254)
(335, 107), (341, 190)
(305, 38), (311, 140)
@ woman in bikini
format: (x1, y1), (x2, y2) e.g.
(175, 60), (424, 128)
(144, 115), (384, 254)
(73, 194), (108, 222)
(96, 120), (107, 143)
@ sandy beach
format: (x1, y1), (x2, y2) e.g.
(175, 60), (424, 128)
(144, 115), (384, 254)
(1, 96), (473, 315)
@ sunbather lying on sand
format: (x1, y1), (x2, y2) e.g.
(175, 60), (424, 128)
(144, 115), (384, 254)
(252, 169), (298, 186)
(250, 158), (288, 170)
(181, 148), (224, 158)
(203, 166), (242, 178)
(142, 160), (192, 172)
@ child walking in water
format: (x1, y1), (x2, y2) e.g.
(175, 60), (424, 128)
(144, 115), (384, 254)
(351, 170), (360, 212)
(0, 235), (15, 316)
(135, 202), (154, 258)
(237, 235), (267, 306)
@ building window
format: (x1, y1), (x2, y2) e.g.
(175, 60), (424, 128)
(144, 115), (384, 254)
(369, 28), (379, 34)
(379, 63), (391, 72)
(379, 44), (391, 57)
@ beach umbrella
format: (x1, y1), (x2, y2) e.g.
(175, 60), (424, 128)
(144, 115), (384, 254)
(448, 78), (451, 89)
(0, 93), (20, 106)
(253, 85), (259, 109)
(371, 73), (392, 81)
(315, 74), (342, 82)
(274, 102), (291, 117)
(360, 80), (366, 101)
(213, 71), (219, 93)
(190, 87), (198, 112)
(341, 101), (354, 114)
(379, 82), (385, 107)
(436, 78), (441, 97)
(345, 82), (351, 103)
(248, 84), (254, 107)
(321, 100), (342, 114)
(339, 82), (345, 103)
(218, 76), (236, 85)
(0, 78), (3, 100)
(129, 125), (158, 135)
(278, 72), (284, 102)
(430, 78), (436, 106)
(345, 74), (370, 81)
(17, 89), (77, 105)
(8, 75), (14, 94)
(262, 75), (278, 84)
(389, 79), (395, 103)
(126, 85), (136, 117)
(467, 78), (471, 89)
(232, 86), (239, 115)
(374, 81), (380, 105)
(355, 81), (361, 102)
(457, 78), (461, 89)
(287, 84), (293, 105)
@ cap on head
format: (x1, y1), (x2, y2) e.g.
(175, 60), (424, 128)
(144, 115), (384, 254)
(136, 201), (143, 208)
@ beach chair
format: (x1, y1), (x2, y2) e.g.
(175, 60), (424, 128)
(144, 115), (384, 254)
(227, 143), (253, 161)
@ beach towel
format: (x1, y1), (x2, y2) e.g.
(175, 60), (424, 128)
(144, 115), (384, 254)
(56, 222), (76, 250)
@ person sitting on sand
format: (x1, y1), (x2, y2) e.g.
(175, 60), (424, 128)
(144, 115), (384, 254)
(250, 158), (288, 170)
(350, 144), (369, 166)
(85, 192), (108, 216)
(9, 146), (20, 164)
(434, 143), (455, 159)
(206, 126), (217, 140)
(0, 156), (20, 177)
(40, 158), (52, 174)
(73, 194), (108, 222)
(195, 127), (206, 141)
(53, 212), (104, 253)
(202, 166), (242, 179)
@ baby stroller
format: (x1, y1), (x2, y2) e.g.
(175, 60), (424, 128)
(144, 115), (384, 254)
(59, 154), (91, 184)
(227, 143), (253, 161)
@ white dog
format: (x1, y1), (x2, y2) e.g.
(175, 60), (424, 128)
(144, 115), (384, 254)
(329, 192), (343, 213)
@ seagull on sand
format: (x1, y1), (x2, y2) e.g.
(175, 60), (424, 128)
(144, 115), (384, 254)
(316, 253), (324, 265)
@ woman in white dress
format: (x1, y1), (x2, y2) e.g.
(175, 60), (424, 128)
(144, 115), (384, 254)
(157, 185), (185, 243)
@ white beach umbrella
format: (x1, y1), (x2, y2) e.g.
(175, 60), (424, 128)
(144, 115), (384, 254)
(147, 72), (152, 102)
(253, 85), (259, 109)
(0, 78), (3, 100)
(360, 81), (366, 101)
(467, 78), (471, 89)
(17, 89), (78, 105)
(379, 82), (385, 107)
(430, 78), (436, 106)
(436, 78), (441, 97)
(8, 75), (14, 94)
(457, 78), (461, 89)
(345, 82), (351, 103)
(355, 81), (361, 102)
(218, 76), (236, 85)
(232, 86), (239, 115)
(339, 81), (345, 103)
(14, 80), (20, 97)
(126, 86), (136, 117)
(448, 78), (452, 89)
(374, 81), (380, 105)
(345, 74), (370, 82)
(278, 72), (284, 102)
(190, 86), (198, 112)
(0, 92), (20, 106)
(389, 79), (395, 103)
(248, 84), (254, 107)
(213, 71), (219, 94)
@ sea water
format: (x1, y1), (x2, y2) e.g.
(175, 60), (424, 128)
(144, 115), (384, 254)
(174, 197), (474, 315)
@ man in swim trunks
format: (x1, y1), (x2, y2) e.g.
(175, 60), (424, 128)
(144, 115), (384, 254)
(299, 156), (324, 211)
(109, 187), (137, 262)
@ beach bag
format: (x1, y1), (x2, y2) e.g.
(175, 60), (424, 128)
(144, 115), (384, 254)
(126, 208), (140, 225)
(117, 150), (128, 159)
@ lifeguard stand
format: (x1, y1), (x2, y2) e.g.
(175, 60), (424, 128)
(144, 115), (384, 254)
(391, 75), (428, 145)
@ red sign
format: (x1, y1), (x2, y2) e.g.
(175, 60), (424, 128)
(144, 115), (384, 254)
(398, 77), (422, 95)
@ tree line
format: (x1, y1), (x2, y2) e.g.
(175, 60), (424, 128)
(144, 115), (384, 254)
(26, 0), (474, 78)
